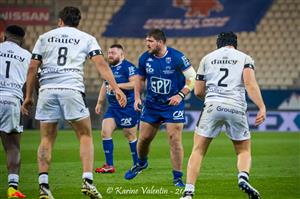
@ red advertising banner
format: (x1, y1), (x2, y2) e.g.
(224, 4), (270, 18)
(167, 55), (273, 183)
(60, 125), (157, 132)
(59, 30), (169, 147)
(0, 7), (49, 25)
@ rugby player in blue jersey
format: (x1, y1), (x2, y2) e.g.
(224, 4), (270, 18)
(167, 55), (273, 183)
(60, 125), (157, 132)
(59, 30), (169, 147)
(124, 29), (196, 187)
(95, 44), (138, 173)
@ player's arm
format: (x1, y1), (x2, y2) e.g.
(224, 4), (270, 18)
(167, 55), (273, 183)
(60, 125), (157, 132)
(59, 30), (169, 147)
(118, 75), (137, 90)
(134, 75), (145, 111)
(181, 66), (197, 95)
(194, 56), (206, 100)
(169, 66), (196, 105)
(95, 83), (106, 114)
(243, 66), (266, 126)
(21, 59), (41, 115)
(194, 75), (206, 100)
(91, 55), (127, 107)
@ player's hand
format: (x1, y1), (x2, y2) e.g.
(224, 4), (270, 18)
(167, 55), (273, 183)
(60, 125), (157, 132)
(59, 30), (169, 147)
(21, 97), (34, 116)
(115, 88), (127, 107)
(95, 103), (102, 115)
(168, 94), (183, 106)
(255, 107), (266, 126)
(134, 98), (143, 111)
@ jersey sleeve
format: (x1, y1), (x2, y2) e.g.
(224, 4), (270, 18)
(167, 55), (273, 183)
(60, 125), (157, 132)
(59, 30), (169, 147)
(196, 56), (205, 81)
(137, 55), (146, 77)
(128, 65), (137, 78)
(31, 36), (43, 61)
(244, 55), (255, 70)
(87, 36), (103, 58)
(176, 51), (192, 71)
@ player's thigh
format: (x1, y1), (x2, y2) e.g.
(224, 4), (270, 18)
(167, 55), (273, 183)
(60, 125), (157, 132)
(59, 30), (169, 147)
(0, 96), (22, 133)
(35, 89), (61, 122)
(0, 132), (21, 152)
(192, 133), (213, 155)
(232, 139), (251, 155)
(59, 89), (90, 121)
(101, 118), (117, 137)
(70, 116), (92, 138)
(39, 122), (58, 142)
(139, 121), (159, 141)
(166, 122), (184, 144)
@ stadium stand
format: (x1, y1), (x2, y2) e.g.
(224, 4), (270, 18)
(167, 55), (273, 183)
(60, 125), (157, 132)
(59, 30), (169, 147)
(0, 0), (299, 92)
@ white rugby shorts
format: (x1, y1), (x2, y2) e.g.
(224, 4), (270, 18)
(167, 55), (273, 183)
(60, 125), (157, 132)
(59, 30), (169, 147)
(35, 88), (90, 122)
(195, 102), (250, 141)
(0, 95), (23, 133)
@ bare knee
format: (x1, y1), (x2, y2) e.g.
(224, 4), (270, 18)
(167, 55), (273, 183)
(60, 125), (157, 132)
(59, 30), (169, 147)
(138, 136), (152, 145)
(123, 129), (137, 141)
(101, 129), (112, 139)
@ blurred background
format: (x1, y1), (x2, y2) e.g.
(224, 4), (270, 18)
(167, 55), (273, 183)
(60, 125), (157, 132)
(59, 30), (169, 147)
(0, 0), (299, 131)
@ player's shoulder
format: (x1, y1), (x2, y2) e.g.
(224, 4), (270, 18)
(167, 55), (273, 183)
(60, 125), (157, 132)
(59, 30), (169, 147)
(167, 46), (184, 56)
(231, 48), (249, 57)
(20, 47), (31, 58)
(139, 51), (151, 64)
(122, 59), (135, 66)
(1, 41), (31, 58)
(75, 28), (96, 40)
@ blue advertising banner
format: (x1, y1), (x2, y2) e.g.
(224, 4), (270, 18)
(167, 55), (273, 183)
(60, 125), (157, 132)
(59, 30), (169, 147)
(103, 0), (273, 37)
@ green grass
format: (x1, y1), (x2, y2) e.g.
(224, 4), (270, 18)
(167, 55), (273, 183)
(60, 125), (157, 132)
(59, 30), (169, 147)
(0, 131), (299, 199)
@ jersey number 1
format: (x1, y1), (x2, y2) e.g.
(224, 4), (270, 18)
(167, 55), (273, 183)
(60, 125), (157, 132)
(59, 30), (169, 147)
(218, 68), (228, 87)
(5, 61), (11, 78)
(57, 47), (68, 66)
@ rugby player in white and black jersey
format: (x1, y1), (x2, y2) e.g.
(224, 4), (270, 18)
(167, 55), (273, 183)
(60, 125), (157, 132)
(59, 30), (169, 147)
(181, 32), (266, 199)
(21, 6), (126, 199)
(0, 25), (30, 198)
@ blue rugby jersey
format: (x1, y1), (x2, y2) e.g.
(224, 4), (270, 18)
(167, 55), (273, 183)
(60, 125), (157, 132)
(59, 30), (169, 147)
(138, 47), (191, 109)
(105, 59), (137, 107)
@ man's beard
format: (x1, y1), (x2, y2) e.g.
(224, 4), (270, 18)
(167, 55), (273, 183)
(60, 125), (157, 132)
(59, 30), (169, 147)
(108, 58), (120, 66)
(149, 45), (160, 56)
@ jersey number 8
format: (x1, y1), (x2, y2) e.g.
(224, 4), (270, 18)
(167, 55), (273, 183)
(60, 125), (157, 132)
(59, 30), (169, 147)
(57, 47), (68, 66)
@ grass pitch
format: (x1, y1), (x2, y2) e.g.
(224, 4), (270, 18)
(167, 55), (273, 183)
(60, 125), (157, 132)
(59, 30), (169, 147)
(0, 130), (299, 199)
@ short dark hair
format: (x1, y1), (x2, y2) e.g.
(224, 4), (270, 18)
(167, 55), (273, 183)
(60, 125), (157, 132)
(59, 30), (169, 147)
(5, 25), (25, 38)
(59, 6), (81, 27)
(216, 32), (237, 49)
(110, 44), (123, 50)
(147, 29), (166, 43)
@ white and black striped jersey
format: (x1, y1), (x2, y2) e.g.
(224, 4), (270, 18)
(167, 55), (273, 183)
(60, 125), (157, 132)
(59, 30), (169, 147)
(197, 47), (255, 109)
(0, 41), (31, 100)
(32, 26), (102, 92)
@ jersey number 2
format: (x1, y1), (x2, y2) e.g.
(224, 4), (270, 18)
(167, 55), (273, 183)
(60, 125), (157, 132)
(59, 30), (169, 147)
(218, 68), (228, 87)
(57, 47), (68, 66)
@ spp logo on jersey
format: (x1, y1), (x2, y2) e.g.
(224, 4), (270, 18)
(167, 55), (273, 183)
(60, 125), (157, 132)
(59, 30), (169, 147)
(150, 77), (171, 94)
(173, 0), (223, 17)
